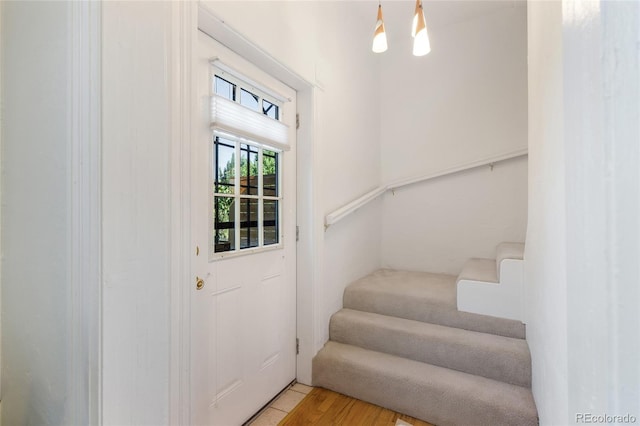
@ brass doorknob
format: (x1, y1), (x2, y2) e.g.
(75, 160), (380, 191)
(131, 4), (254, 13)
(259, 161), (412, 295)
(196, 276), (205, 290)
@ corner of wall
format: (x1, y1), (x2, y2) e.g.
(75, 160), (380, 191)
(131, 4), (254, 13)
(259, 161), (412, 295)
(525, 0), (569, 424)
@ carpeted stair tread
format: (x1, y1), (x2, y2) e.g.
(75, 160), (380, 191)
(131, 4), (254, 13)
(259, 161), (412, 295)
(313, 341), (538, 426)
(346, 269), (457, 307)
(496, 242), (525, 280)
(457, 258), (499, 283)
(344, 269), (525, 339)
(330, 308), (531, 387)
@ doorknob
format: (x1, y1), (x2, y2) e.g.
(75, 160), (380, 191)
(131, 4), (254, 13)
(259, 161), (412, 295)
(196, 276), (205, 290)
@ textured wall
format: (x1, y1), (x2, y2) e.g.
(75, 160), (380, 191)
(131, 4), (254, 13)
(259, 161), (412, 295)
(102, 2), (172, 424)
(1, 2), (72, 424)
(526, 1), (640, 423)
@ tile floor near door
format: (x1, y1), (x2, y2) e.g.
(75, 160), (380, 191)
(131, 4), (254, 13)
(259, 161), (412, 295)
(249, 383), (313, 426)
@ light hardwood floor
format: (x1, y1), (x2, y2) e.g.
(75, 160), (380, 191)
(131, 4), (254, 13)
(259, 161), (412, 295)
(279, 387), (435, 426)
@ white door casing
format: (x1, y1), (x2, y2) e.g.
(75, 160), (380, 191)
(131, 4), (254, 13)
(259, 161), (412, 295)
(190, 31), (297, 425)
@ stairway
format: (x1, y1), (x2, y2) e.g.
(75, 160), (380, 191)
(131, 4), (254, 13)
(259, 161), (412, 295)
(312, 268), (538, 426)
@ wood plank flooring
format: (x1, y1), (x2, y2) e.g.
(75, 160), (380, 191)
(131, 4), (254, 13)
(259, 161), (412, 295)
(278, 387), (435, 426)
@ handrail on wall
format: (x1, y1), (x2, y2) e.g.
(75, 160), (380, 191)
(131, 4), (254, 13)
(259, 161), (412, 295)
(324, 148), (528, 229)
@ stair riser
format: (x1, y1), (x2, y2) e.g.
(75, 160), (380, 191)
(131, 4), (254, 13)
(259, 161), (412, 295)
(330, 311), (531, 387)
(457, 258), (525, 321)
(313, 342), (538, 426)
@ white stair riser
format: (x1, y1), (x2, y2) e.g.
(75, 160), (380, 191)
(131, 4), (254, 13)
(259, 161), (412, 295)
(457, 259), (524, 321)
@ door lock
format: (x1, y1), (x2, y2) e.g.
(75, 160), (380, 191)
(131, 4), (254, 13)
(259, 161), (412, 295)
(196, 276), (205, 290)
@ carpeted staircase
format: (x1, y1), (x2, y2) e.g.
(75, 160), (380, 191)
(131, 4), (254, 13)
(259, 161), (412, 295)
(312, 261), (538, 425)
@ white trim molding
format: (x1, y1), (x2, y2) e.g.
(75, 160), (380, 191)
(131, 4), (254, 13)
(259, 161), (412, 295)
(325, 148), (528, 228)
(169, 1), (198, 425)
(197, 4), (312, 93)
(294, 86), (323, 385)
(68, 1), (102, 424)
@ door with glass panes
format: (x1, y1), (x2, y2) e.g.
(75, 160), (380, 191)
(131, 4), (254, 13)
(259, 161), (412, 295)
(190, 31), (297, 425)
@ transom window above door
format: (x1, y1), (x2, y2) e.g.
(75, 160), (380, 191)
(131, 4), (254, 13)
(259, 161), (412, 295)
(214, 75), (280, 120)
(209, 65), (288, 259)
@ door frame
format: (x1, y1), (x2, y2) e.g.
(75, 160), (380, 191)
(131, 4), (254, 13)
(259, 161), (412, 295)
(168, 3), (322, 423)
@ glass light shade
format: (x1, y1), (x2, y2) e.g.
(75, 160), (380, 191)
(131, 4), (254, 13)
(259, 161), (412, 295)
(413, 27), (431, 56)
(412, 4), (431, 56)
(372, 5), (388, 53)
(372, 32), (388, 53)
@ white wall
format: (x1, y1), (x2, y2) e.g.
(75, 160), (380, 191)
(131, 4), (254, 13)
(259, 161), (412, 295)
(379, 1), (528, 273)
(525, 1), (569, 423)
(382, 156), (527, 274)
(314, 2), (382, 344)
(102, 2), (173, 424)
(1, 2), (72, 424)
(202, 1), (383, 350)
(380, 1), (528, 182)
(527, 1), (640, 424)
(563, 0), (640, 421)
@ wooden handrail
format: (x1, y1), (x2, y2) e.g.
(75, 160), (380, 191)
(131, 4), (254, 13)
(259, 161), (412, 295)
(325, 148), (528, 229)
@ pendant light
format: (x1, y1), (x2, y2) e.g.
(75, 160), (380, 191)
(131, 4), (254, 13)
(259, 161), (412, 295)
(411, 0), (420, 37)
(412, 0), (431, 56)
(372, 2), (388, 53)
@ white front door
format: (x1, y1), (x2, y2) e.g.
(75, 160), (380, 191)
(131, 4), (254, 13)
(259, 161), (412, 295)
(190, 31), (297, 425)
